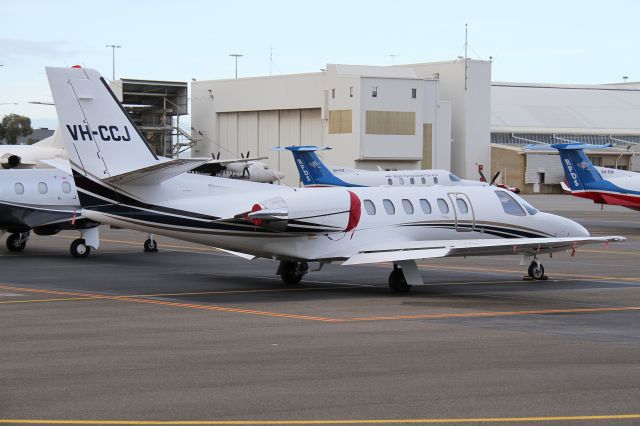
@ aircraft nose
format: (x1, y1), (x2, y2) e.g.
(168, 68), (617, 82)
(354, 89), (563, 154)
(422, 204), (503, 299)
(274, 171), (285, 180)
(549, 214), (589, 238)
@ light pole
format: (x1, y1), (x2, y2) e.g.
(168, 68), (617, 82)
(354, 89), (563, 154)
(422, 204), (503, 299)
(229, 54), (243, 78)
(105, 44), (121, 80)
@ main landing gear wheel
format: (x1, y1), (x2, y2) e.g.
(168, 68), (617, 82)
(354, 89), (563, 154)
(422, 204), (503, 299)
(388, 267), (412, 293)
(6, 233), (28, 252)
(70, 238), (91, 258)
(144, 238), (158, 252)
(527, 262), (545, 280)
(279, 261), (308, 285)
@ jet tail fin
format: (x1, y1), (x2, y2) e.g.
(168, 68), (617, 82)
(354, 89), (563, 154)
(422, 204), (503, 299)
(274, 145), (357, 187)
(46, 66), (161, 181)
(551, 143), (606, 191)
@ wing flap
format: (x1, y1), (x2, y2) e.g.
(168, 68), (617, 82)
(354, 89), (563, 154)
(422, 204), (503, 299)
(343, 236), (625, 266)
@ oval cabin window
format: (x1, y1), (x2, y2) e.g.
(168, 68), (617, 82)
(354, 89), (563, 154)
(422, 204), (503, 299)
(38, 182), (48, 194)
(62, 181), (72, 194)
(383, 199), (395, 215)
(14, 182), (24, 195)
(363, 199), (376, 215)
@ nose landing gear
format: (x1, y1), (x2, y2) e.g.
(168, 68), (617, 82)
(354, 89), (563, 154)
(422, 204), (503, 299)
(525, 256), (548, 281)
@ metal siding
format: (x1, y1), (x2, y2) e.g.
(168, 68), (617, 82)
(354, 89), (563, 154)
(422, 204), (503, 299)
(525, 154), (565, 184)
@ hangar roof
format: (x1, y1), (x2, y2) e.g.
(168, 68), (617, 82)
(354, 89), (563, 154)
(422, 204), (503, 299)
(491, 82), (640, 135)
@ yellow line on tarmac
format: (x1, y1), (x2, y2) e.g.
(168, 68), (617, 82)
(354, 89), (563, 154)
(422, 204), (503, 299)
(2, 413), (640, 424)
(0, 285), (338, 323)
(0, 297), (97, 304)
(414, 263), (640, 283)
(339, 305), (640, 322)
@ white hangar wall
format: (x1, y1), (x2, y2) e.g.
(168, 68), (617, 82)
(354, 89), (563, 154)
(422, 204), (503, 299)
(191, 63), (460, 186)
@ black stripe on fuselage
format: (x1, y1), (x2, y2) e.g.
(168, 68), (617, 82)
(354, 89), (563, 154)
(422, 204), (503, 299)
(400, 222), (550, 239)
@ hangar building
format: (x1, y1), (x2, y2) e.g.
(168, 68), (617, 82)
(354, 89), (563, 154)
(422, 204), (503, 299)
(191, 60), (491, 184)
(191, 60), (640, 191)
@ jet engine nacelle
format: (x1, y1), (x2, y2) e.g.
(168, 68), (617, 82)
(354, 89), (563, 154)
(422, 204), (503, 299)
(248, 188), (361, 233)
(1, 154), (22, 169)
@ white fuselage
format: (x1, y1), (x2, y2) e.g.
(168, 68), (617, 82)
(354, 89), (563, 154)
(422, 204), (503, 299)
(80, 173), (587, 262)
(327, 167), (482, 188)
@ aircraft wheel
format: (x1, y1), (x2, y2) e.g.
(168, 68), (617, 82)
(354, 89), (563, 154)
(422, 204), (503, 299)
(144, 238), (158, 252)
(70, 239), (91, 258)
(528, 262), (545, 280)
(280, 261), (308, 285)
(389, 268), (412, 293)
(6, 233), (27, 252)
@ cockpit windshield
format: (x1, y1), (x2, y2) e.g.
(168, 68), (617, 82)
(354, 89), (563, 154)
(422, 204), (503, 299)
(518, 197), (539, 215)
(494, 190), (526, 216)
(449, 173), (461, 182)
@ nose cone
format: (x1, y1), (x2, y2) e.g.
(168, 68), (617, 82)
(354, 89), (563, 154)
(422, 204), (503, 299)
(273, 170), (285, 181)
(547, 213), (590, 238)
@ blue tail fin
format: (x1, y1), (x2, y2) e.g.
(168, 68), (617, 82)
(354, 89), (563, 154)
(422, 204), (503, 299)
(551, 143), (605, 191)
(276, 146), (360, 187)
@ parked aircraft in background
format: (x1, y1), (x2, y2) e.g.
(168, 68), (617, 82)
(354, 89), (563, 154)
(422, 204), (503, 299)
(46, 66), (623, 291)
(276, 145), (485, 188)
(0, 168), (100, 255)
(551, 143), (640, 211)
(0, 130), (66, 169)
(193, 152), (285, 183)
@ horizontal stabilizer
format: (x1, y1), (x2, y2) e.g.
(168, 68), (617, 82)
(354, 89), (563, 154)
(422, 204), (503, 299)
(273, 145), (332, 152)
(343, 236), (625, 265)
(103, 158), (209, 185)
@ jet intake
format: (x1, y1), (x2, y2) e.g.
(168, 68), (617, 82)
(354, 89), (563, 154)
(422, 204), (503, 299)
(247, 189), (361, 233)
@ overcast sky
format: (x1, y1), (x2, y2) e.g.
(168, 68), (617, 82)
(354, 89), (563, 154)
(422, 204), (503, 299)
(1, 0), (639, 128)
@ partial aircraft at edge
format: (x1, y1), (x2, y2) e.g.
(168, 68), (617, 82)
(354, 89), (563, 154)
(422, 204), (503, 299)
(45, 66), (624, 292)
(551, 143), (640, 211)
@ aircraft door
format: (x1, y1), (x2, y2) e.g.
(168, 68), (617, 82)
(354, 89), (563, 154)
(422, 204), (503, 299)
(447, 192), (475, 232)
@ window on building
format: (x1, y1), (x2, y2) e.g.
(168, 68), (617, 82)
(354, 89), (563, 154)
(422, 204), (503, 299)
(363, 199), (376, 215)
(349, 86), (353, 97)
(372, 86), (378, 98)
(402, 199), (414, 214)
(383, 199), (395, 215)
(14, 182), (24, 195)
(495, 190), (526, 216)
(455, 198), (469, 214)
(38, 182), (48, 195)
(331, 88), (336, 99)
(411, 88), (417, 99)
(62, 181), (72, 194)
(437, 198), (449, 214)
(419, 199), (432, 214)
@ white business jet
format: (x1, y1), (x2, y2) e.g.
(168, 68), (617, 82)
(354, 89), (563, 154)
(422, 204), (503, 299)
(276, 145), (483, 188)
(46, 66), (624, 292)
(0, 129), (66, 169)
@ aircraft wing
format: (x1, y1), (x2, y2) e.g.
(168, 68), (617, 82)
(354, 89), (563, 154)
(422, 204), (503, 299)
(191, 156), (268, 175)
(342, 236), (625, 265)
(103, 158), (210, 185)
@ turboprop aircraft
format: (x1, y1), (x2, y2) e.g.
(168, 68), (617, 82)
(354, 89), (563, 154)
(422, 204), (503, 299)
(552, 143), (640, 211)
(46, 66), (624, 292)
(193, 152), (285, 183)
(276, 145), (485, 188)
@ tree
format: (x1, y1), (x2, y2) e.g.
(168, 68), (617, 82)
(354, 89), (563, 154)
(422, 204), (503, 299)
(0, 114), (33, 145)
